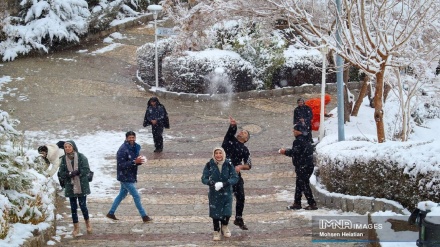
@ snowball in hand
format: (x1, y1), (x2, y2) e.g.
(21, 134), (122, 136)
(140, 156), (147, 164)
(215, 182), (223, 191)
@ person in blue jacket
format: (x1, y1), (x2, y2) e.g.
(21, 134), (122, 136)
(106, 131), (153, 223)
(202, 147), (239, 241)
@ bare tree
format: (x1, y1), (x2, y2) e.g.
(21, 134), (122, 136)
(164, 0), (440, 142)
(267, 0), (439, 143)
(162, 0), (283, 52)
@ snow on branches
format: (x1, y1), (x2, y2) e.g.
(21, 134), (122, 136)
(0, 0), (90, 61)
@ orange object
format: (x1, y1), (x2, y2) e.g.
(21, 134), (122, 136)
(305, 94), (331, 131)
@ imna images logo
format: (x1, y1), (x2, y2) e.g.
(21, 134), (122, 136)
(319, 219), (382, 230)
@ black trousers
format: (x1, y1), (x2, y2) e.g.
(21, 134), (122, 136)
(152, 124), (163, 150)
(69, 196), (89, 223)
(294, 166), (316, 205)
(233, 177), (245, 219)
(213, 216), (230, 231)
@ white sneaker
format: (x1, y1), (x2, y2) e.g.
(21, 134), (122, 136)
(221, 225), (231, 238)
(213, 230), (221, 241)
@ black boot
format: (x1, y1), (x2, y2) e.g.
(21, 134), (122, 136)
(233, 217), (248, 230)
(287, 202), (302, 210)
(304, 203), (318, 210)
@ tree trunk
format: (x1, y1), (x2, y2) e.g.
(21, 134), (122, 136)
(343, 85), (352, 123)
(343, 62), (351, 122)
(368, 82), (375, 108)
(374, 68), (386, 143)
(343, 63), (350, 84)
(351, 75), (369, 116)
(383, 82), (392, 103)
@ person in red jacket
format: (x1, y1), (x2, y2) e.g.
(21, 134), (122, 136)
(305, 94), (333, 131)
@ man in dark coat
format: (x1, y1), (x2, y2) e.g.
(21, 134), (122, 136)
(143, 97), (169, 153)
(293, 98), (313, 143)
(106, 131), (153, 223)
(279, 124), (318, 210)
(221, 116), (252, 230)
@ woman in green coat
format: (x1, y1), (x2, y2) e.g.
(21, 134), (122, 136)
(58, 140), (91, 237)
(201, 147), (239, 241)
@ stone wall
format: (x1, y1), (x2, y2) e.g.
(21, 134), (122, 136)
(136, 78), (362, 102)
(311, 184), (405, 215)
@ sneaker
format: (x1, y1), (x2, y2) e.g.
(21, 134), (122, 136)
(233, 217), (249, 230)
(142, 215), (153, 223)
(221, 225), (231, 238)
(213, 230), (221, 241)
(106, 213), (119, 220)
(304, 203), (318, 210)
(287, 203), (302, 210)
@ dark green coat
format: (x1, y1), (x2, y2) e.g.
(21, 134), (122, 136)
(201, 158), (238, 219)
(58, 140), (91, 198)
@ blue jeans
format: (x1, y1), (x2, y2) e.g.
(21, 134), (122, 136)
(69, 196), (89, 223)
(109, 182), (147, 217)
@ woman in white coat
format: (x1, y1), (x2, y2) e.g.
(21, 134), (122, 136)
(38, 141), (65, 177)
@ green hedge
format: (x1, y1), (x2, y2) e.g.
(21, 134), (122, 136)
(316, 156), (440, 211)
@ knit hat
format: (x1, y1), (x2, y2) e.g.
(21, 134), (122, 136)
(64, 141), (74, 147)
(294, 124), (308, 137)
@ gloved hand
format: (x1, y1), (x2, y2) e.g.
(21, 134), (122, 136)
(68, 170), (80, 178)
(215, 182), (223, 191)
(208, 180), (215, 188)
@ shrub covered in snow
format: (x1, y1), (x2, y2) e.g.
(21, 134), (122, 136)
(0, 110), (54, 240)
(208, 20), (286, 89)
(137, 38), (174, 87)
(88, 0), (145, 33)
(317, 152), (440, 210)
(161, 49), (255, 94)
(0, 0), (91, 61)
(272, 46), (337, 88)
(0, 0), (146, 61)
(317, 85), (440, 210)
(136, 19), (333, 93)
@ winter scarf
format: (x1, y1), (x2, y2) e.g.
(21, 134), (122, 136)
(66, 152), (82, 194)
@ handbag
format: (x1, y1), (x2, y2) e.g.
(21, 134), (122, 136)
(88, 171), (94, 182)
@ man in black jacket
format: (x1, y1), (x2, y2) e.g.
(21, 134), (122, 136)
(279, 124), (318, 210)
(143, 97), (169, 153)
(222, 116), (252, 230)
